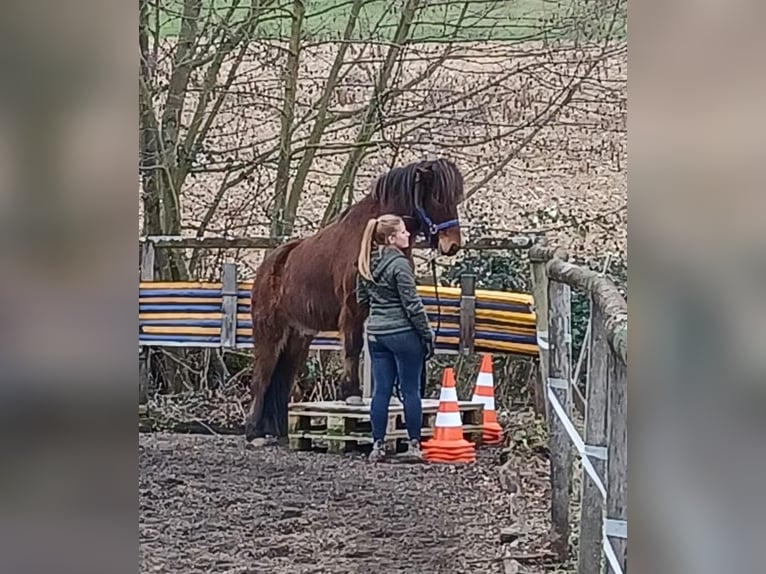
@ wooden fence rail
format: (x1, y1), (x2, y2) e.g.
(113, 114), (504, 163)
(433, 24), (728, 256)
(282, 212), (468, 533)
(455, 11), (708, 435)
(138, 234), (538, 251)
(529, 245), (628, 574)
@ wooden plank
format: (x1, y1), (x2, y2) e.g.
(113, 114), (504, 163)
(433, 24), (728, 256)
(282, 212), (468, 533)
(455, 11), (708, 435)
(547, 278), (573, 562)
(606, 352), (627, 573)
(140, 234), (537, 251)
(326, 415), (350, 454)
(289, 425), (483, 443)
(288, 399), (482, 414)
(528, 244), (569, 263)
(578, 296), (609, 574)
(545, 259), (627, 364)
(287, 424), (485, 438)
(459, 274), (476, 355)
(530, 259), (550, 418)
(139, 241), (156, 405)
(140, 241), (156, 281)
(287, 413), (312, 450)
(459, 404), (483, 427)
(220, 262), (238, 349)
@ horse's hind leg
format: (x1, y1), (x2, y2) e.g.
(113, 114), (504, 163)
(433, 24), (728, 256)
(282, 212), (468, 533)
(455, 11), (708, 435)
(259, 330), (313, 441)
(339, 312), (364, 404)
(245, 327), (286, 443)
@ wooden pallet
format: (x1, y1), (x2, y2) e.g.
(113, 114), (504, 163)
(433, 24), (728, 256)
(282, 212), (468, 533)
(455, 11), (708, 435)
(287, 398), (484, 454)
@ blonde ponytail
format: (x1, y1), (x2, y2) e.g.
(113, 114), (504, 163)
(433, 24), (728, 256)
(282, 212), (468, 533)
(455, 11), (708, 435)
(357, 214), (405, 281)
(357, 218), (378, 281)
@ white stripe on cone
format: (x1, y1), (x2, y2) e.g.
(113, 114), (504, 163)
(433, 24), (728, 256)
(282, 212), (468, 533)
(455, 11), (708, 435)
(434, 411), (463, 428)
(471, 394), (496, 411)
(475, 372), (494, 387)
(438, 387), (458, 403)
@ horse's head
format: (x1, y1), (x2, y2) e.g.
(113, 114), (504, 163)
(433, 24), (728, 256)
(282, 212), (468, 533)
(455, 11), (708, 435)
(412, 159), (464, 256)
(373, 158), (465, 256)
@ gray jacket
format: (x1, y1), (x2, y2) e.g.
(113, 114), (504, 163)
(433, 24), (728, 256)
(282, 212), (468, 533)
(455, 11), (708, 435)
(355, 246), (434, 342)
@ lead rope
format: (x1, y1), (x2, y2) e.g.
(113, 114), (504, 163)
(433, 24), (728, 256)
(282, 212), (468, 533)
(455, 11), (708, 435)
(420, 250), (440, 398)
(398, 256), (437, 403)
(431, 254), (441, 346)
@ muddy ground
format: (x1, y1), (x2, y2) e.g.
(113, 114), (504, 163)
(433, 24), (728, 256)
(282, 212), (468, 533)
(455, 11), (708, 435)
(139, 433), (562, 574)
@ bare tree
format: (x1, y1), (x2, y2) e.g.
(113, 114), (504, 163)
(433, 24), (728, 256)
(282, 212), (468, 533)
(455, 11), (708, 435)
(139, 0), (272, 278)
(138, 0), (627, 392)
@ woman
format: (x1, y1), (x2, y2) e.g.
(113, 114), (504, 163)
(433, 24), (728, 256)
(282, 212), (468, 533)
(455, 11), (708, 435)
(356, 214), (435, 462)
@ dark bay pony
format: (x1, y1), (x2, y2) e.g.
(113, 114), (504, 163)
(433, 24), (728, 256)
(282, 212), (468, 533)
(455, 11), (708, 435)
(245, 158), (465, 443)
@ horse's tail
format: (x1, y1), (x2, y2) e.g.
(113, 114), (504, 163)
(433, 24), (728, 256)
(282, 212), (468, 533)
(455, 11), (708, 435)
(251, 238), (303, 301)
(248, 239), (306, 440)
(250, 238), (304, 352)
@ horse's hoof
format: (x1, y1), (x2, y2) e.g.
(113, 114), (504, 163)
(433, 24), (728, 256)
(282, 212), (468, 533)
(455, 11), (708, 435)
(245, 437), (268, 449)
(344, 395), (364, 406)
(246, 435), (279, 449)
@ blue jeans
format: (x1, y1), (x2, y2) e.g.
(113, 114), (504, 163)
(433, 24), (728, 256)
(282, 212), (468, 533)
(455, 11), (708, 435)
(368, 329), (425, 442)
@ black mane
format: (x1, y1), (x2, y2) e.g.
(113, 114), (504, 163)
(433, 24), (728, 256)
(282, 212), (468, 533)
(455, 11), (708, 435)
(372, 158), (464, 214)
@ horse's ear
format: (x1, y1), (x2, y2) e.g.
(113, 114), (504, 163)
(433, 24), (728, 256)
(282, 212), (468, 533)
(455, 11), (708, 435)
(415, 162), (433, 175)
(414, 163), (434, 189)
(401, 215), (418, 231)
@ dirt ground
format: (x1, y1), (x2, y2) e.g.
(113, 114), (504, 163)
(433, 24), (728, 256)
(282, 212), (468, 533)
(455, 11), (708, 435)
(139, 433), (562, 574)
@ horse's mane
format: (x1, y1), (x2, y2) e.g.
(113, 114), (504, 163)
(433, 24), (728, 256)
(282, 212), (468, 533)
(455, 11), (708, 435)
(371, 158), (464, 213)
(334, 158), (464, 223)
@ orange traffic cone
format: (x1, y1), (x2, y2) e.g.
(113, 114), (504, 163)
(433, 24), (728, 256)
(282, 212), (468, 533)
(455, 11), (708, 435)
(422, 367), (476, 464)
(472, 354), (503, 445)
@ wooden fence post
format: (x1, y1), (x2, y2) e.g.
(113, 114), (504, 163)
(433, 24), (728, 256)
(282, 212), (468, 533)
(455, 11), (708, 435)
(578, 296), (609, 574)
(530, 258), (551, 418)
(139, 241), (156, 405)
(459, 274), (476, 355)
(220, 262), (238, 349)
(140, 241), (156, 279)
(547, 278), (573, 562)
(606, 351), (628, 573)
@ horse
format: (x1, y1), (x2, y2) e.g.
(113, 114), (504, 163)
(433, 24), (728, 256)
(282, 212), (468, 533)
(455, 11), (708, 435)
(244, 158), (465, 444)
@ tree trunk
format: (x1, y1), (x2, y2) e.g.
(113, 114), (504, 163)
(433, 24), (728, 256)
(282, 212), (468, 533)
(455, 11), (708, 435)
(270, 0), (304, 239)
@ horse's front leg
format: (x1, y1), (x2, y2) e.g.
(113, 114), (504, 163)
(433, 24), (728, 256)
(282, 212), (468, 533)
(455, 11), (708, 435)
(338, 314), (364, 404)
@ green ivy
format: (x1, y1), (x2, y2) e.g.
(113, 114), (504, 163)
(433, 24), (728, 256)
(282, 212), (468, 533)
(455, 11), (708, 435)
(441, 248), (531, 293)
(438, 244), (627, 397)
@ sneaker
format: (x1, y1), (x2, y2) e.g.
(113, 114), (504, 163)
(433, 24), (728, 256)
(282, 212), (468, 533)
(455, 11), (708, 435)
(368, 439), (386, 463)
(405, 439), (424, 462)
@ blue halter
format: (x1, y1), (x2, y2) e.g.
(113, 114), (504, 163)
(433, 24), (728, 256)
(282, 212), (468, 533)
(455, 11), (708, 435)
(412, 174), (460, 246)
(414, 206), (460, 240)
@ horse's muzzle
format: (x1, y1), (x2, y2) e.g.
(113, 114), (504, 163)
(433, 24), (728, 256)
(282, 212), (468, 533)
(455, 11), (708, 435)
(442, 243), (459, 256)
(437, 231), (461, 256)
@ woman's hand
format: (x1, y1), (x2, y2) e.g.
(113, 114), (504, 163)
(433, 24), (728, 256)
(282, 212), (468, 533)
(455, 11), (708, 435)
(423, 332), (435, 360)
